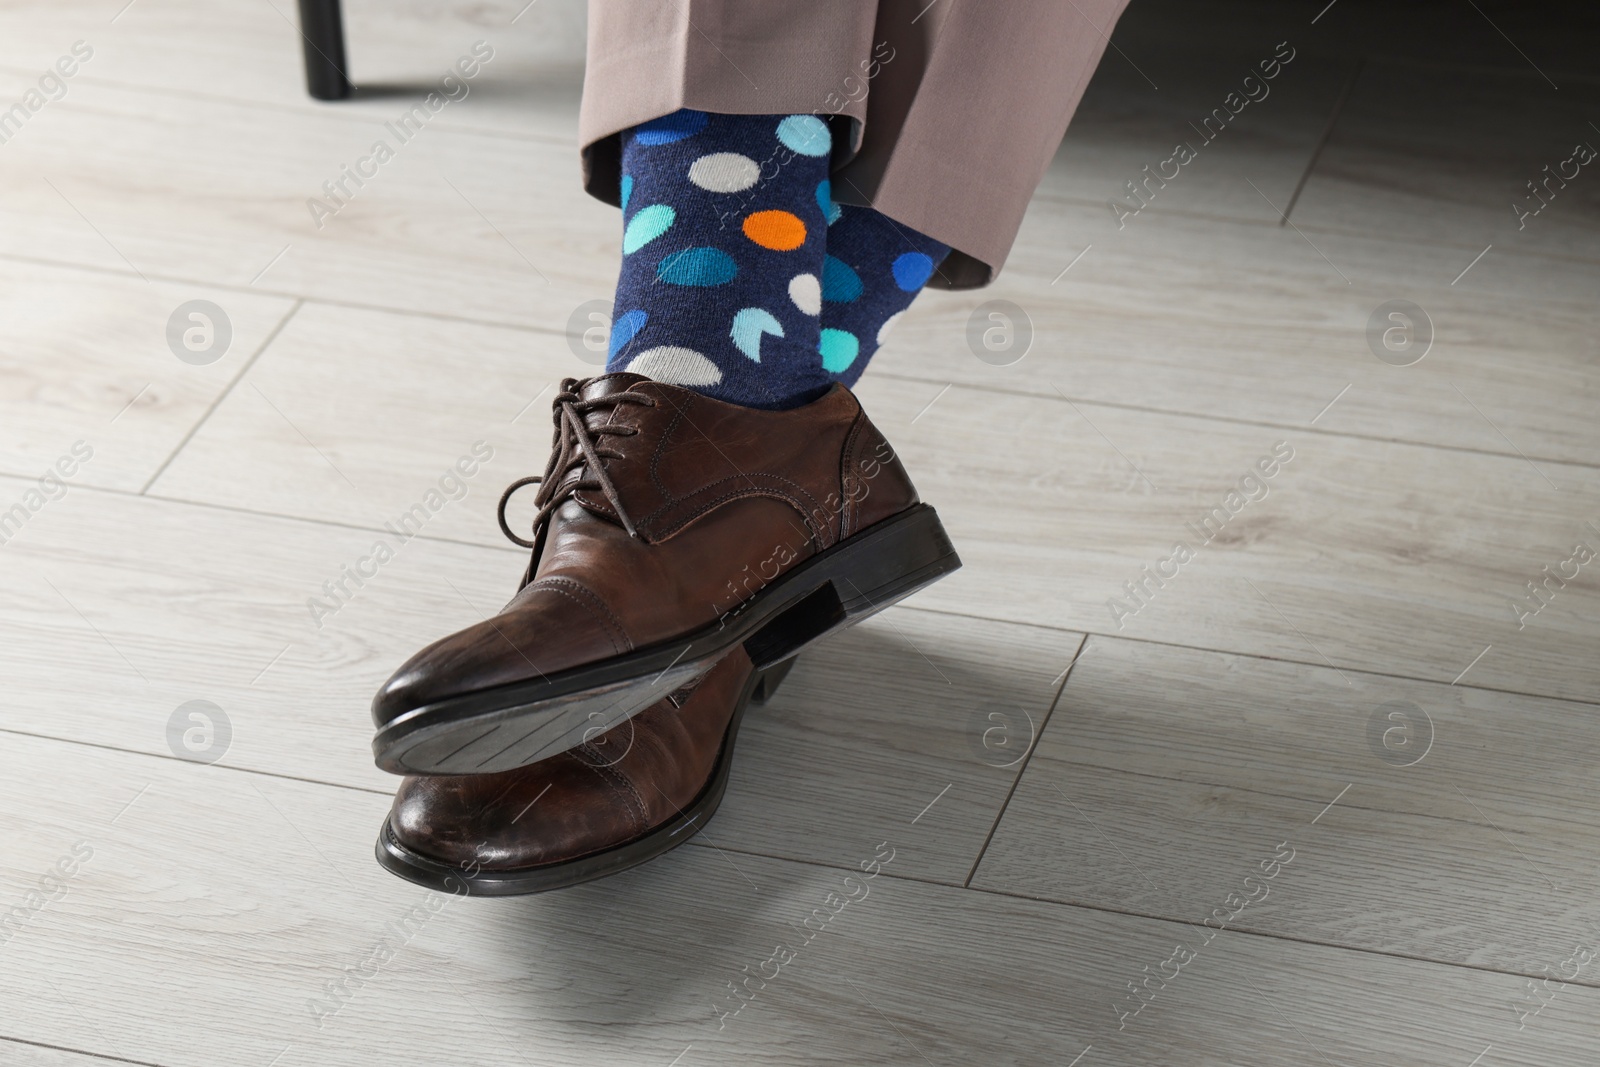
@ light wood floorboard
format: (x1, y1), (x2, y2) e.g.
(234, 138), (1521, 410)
(714, 618), (1082, 885)
(974, 635), (1600, 980)
(146, 301), (591, 543)
(1292, 59), (1600, 263)
(0, 0), (588, 142)
(3, 730), (1598, 1067)
(0, 259), (297, 491)
(0, 1040), (135, 1067)
(852, 376), (1600, 704)
(877, 201), (1600, 467)
(1001, 33), (1354, 228)
(0, 75), (614, 329)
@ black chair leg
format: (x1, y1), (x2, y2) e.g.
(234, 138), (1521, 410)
(296, 0), (352, 101)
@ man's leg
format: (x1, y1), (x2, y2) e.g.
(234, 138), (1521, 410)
(603, 107), (952, 404)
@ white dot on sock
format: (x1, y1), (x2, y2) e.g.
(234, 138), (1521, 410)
(877, 311), (904, 346)
(789, 273), (821, 316)
(688, 152), (760, 193)
(625, 346), (723, 387)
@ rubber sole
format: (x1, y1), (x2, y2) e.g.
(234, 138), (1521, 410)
(373, 503), (959, 776)
(374, 656), (793, 896)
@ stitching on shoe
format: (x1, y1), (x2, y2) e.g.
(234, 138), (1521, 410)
(574, 755), (650, 832)
(642, 473), (835, 549)
(579, 387), (845, 550)
(525, 577), (634, 654)
(838, 412), (866, 541)
(654, 484), (816, 543)
(649, 391), (690, 501)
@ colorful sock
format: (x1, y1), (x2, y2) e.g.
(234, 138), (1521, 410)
(814, 201), (951, 388)
(606, 109), (832, 410)
(604, 108), (951, 408)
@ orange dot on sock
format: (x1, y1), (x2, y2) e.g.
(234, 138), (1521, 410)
(742, 210), (808, 251)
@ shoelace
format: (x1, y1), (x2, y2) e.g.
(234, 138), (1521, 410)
(496, 378), (657, 548)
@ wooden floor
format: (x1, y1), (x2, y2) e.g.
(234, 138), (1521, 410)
(2, 1), (1598, 1064)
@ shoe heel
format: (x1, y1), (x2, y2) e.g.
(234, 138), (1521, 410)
(743, 585), (845, 669)
(742, 504), (960, 670)
(833, 503), (961, 620)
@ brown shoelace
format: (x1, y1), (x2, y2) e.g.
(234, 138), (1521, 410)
(496, 378), (656, 548)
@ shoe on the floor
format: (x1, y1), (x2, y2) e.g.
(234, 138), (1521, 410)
(371, 373), (958, 776)
(375, 647), (792, 895)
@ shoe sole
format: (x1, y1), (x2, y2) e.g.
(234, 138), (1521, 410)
(373, 656), (794, 895)
(373, 503), (959, 776)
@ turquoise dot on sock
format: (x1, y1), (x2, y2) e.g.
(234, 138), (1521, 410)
(730, 307), (784, 362)
(892, 252), (936, 291)
(634, 109), (708, 145)
(821, 255), (863, 303)
(776, 115), (830, 157)
(657, 247), (738, 286)
(816, 180), (842, 224)
(622, 204), (676, 254)
(620, 174), (633, 211)
(608, 309), (647, 360)
(819, 329), (860, 372)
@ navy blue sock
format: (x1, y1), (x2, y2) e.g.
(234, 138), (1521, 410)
(605, 108), (950, 409)
(816, 201), (950, 388)
(606, 109), (831, 410)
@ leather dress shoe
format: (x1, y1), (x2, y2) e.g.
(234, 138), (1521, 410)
(372, 373), (958, 776)
(375, 647), (791, 895)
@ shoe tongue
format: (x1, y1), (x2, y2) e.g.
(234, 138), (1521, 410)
(580, 373), (649, 401)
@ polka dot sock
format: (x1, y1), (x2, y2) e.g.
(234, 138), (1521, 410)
(816, 202), (951, 390)
(605, 109), (950, 410)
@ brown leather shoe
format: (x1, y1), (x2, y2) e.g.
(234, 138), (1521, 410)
(374, 647), (790, 895)
(372, 374), (958, 775)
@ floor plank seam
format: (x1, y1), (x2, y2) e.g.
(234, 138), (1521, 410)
(958, 879), (1600, 992)
(0, 1032), (169, 1067)
(137, 299), (305, 495)
(895, 606), (1600, 711)
(0, 470), (529, 557)
(0, 725), (394, 798)
(0, 250), (579, 338)
(960, 639), (1088, 888)
(1278, 55), (1366, 223)
(1361, 48), (1600, 87)
(874, 370), (1600, 473)
(136, 488), (529, 556)
(990, 750), (1597, 835)
(0, 68), (586, 149)
(1027, 191), (1600, 269)
(683, 839), (1600, 991)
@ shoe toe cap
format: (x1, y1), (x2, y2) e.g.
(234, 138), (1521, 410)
(370, 586), (629, 728)
(387, 759), (641, 872)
